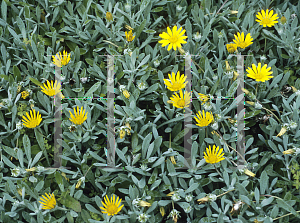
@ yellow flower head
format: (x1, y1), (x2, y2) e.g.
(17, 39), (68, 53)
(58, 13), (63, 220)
(52, 50), (71, 67)
(100, 195), (124, 216)
(198, 93), (210, 105)
(125, 30), (135, 42)
(233, 32), (253, 49)
(244, 169), (256, 177)
(69, 106), (88, 125)
(123, 90), (130, 98)
(106, 12), (113, 22)
(246, 63), (274, 82)
(194, 110), (214, 127)
(40, 80), (61, 96)
(226, 43), (237, 53)
(39, 193), (56, 210)
(163, 71), (187, 91)
(256, 9), (279, 27)
(158, 25), (188, 51)
(168, 90), (191, 109)
(120, 129), (126, 139)
(22, 109), (42, 128)
(204, 145), (225, 164)
(21, 91), (29, 99)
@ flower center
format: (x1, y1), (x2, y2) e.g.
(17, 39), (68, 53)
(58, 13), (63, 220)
(169, 36), (178, 43)
(239, 42), (247, 48)
(177, 99), (185, 107)
(262, 18), (271, 24)
(107, 204), (118, 215)
(172, 82), (182, 90)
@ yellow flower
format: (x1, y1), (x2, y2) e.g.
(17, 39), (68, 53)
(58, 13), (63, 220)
(100, 195), (124, 216)
(233, 32), (253, 49)
(280, 16), (287, 24)
(246, 63), (274, 82)
(69, 106), (88, 125)
(283, 149), (295, 155)
(106, 12), (113, 22)
(197, 196), (209, 204)
(194, 110), (214, 127)
(120, 129), (126, 139)
(39, 193), (56, 210)
(21, 91), (29, 99)
(160, 206), (165, 216)
(52, 50), (71, 67)
(244, 169), (256, 177)
(168, 90), (191, 109)
(226, 43), (237, 53)
(198, 93), (210, 105)
(277, 126), (287, 137)
(256, 9), (279, 27)
(170, 156), (176, 164)
(158, 25), (188, 51)
(139, 200), (151, 207)
(40, 80), (61, 96)
(123, 90), (130, 98)
(233, 70), (239, 81)
(125, 30), (135, 42)
(125, 122), (131, 135)
(22, 109), (42, 128)
(204, 145), (225, 164)
(225, 61), (231, 71)
(163, 71), (187, 91)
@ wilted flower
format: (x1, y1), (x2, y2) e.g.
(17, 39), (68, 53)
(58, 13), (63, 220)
(171, 191), (181, 202)
(197, 196), (209, 204)
(160, 206), (165, 216)
(260, 55), (267, 61)
(119, 85), (126, 92)
(139, 200), (151, 207)
(226, 43), (237, 53)
(225, 71), (234, 78)
(125, 30), (135, 42)
(76, 177), (85, 189)
(170, 156), (176, 164)
(132, 198), (141, 208)
(203, 102), (212, 110)
(282, 149), (295, 155)
(277, 124), (289, 137)
(243, 169), (256, 177)
(125, 122), (131, 135)
(225, 61), (231, 71)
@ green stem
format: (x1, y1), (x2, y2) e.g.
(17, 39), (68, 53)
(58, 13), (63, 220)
(84, 165), (93, 178)
(169, 133), (171, 148)
(264, 38), (266, 53)
(214, 164), (222, 177)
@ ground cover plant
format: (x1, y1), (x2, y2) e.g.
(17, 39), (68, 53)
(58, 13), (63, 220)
(1, 0), (300, 222)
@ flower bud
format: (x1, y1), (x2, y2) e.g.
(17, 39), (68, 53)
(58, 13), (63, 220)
(225, 61), (231, 71)
(123, 90), (130, 98)
(277, 126), (287, 137)
(244, 169), (255, 177)
(178, 47), (186, 55)
(280, 16), (287, 24)
(106, 12), (113, 22)
(160, 207), (165, 216)
(283, 149), (295, 155)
